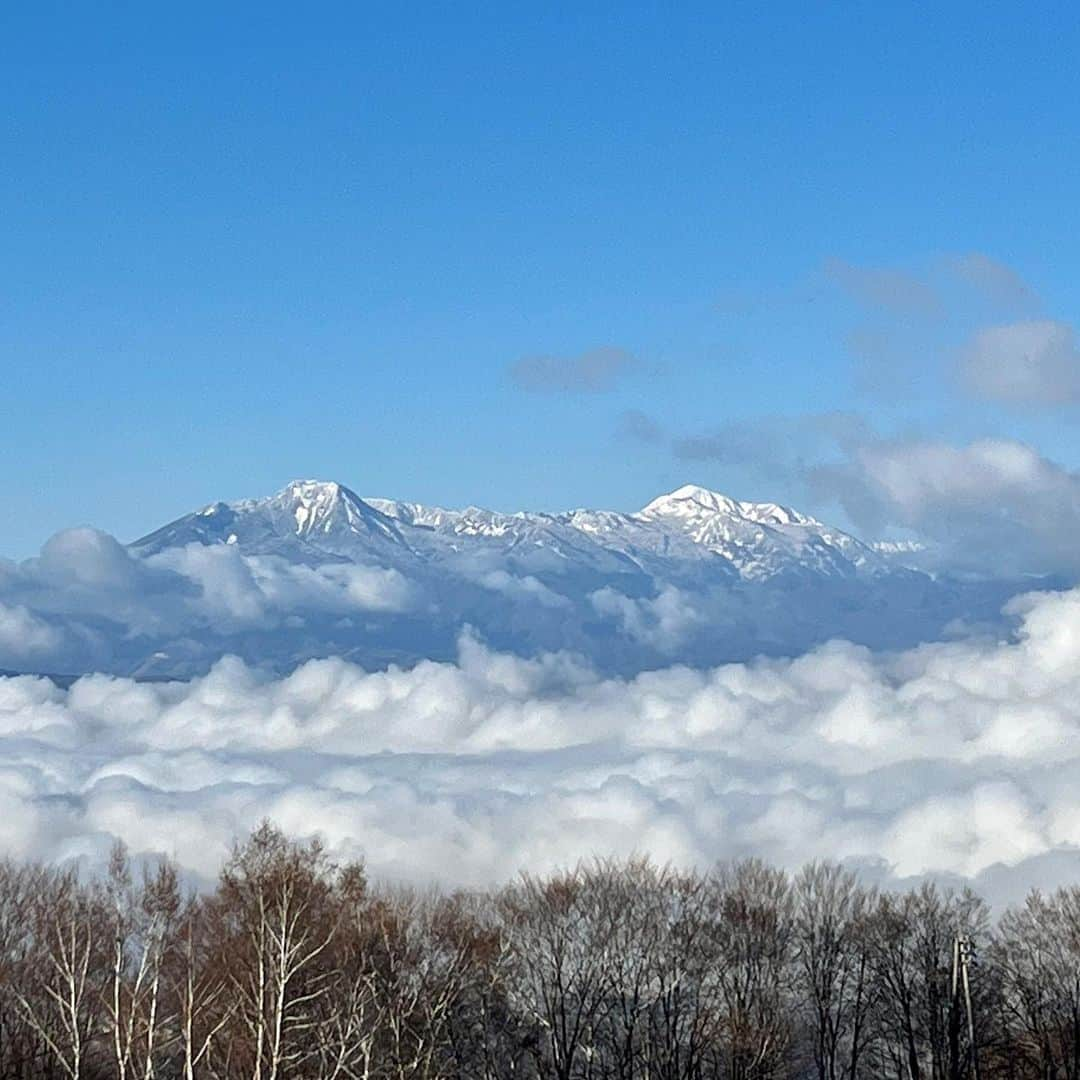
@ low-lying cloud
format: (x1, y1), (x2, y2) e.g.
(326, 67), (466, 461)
(0, 528), (419, 674)
(4, 583), (1080, 904)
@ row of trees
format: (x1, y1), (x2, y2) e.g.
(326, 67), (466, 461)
(1, 823), (1079, 1079)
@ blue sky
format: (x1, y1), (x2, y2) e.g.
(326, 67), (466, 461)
(4, 2), (1080, 556)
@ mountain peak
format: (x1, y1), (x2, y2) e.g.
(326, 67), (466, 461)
(640, 484), (821, 531)
(280, 478), (350, 500)
(640, 484), (739, 515)
(272, 479), (380, 538)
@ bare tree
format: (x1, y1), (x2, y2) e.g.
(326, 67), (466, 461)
(2, 826), (1078, 1080)
(100, 843), (183, 1080)
(212, 822), (340, 1080)
(996, 886), (1080, 1080)
(869, 883), (990, 1080)
(171, 894), (234, 1080)
(13, 870), (106, 1080)
(0, 859), (71, 1078)
(707, 860), (796, 1080)
(638, 867), (724, 1080)
(793, 862), (878, 1080)
(498, 864), (625, 1080)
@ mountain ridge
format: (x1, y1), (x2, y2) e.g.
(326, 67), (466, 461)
(0, 478), (1034, 683)
(134, 478), (894, 582)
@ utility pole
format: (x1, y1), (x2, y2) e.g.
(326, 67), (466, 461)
(949, 937), (961, 1080)
(951, 935), (981, 1080)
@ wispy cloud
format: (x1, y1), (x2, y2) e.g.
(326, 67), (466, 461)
(959, 319), (1080, 405)
(509, 347), (640, 393)
(824, 257), (943, 318)
(616, 409), (664, 443)
(946, 252), (1038, 312)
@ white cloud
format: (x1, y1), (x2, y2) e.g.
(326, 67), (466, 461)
(824, 258), (941, 318)
(147, 544), (417, 626)
(472, 569), (571, 609)
(812, 436), (1080, 575)
(0, 603), (62, 664)
(589, 585), (704, 652)
(5, 586), (1080, 900)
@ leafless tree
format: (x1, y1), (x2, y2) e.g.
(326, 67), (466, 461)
(13, 870), (107, 1080)
(173, 893), (235, 1080)
(793, 862), (878, 1080)
(868, 883), (990, 1080)
(996, 886), (1080, 1079)
(100, 843), (183, 1080)
(498, 863), (626, 1080)
(211, 822), (340, 1080)
(707, 860), (796, 1080)
(0, 825), (1076, 1080)
(637, 866), (724, 1080)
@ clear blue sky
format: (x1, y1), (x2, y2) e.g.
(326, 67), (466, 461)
(4, 2), (1080, 555)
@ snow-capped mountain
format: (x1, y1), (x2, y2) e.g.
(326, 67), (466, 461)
(135, 479), (888, 582)
(2, 478), (1024, 682)
(135, 480), (412, 562)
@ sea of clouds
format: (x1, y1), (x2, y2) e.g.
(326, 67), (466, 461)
(3, 581), (1080, 905)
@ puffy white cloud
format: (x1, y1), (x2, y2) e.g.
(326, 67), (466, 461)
(0, 531), (422, 674)
(812, 436), (1080, 575)
(470, 569), (571, 610)
(0, 603), (62, 664)
(147, 544), (417, 626)
(3, 585), (1080, 900)
(589, 585), (704, 652)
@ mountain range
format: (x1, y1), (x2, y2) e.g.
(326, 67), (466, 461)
(136, 479), (893, 580)
(0, 479), (1030, 680)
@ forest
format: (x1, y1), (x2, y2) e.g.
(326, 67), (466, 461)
(0, 822), (1077, 1080)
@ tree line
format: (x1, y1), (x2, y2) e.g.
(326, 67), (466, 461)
(1, 822), (1079, 1079)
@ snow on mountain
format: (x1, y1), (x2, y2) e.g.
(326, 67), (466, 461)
(1, 478), (1032, 681)
(629, 483), (881, 579)
(135, 480), (413, 563)
(149, 478), (887, 582)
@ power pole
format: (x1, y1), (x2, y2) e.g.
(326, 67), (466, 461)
(951, 935), (981, 1080)
(949, 937), (961, 1080)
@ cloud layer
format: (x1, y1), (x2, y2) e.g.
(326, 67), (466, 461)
(4, 583), (1080, 904)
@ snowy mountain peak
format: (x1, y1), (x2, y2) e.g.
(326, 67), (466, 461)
(640, 484), (817, 527)
(134, 478), (409, 559)
(641, 484), (741, 516)
(274, 479), (367, 537)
